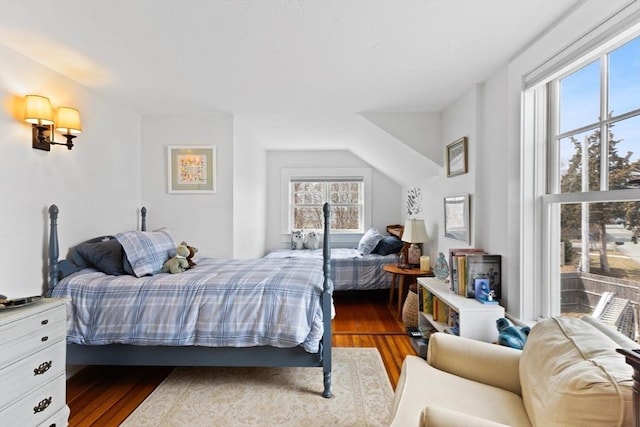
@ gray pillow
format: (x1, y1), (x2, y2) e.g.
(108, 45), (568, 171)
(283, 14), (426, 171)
(71, 237), (128, 276)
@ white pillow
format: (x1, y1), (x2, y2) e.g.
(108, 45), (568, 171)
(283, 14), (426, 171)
(358, 228), (383, 255)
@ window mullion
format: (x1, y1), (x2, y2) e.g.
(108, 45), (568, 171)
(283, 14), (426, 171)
(600, 52), (609, 191)
(547, 82), (559, 194)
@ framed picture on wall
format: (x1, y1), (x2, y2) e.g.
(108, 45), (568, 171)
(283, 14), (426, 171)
(167, 145), (216, 193)
(444, 194), (470, 243)
(446, 137), (468, 177)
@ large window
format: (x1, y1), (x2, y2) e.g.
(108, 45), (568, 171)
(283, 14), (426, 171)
(290, 178), (364, 232)
(535, 33), (640, 325)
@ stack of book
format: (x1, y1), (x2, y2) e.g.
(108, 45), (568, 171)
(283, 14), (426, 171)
(449, 248), (502, 301)
(420, 289), (461, 335)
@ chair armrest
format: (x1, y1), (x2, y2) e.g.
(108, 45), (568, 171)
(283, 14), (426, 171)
(427, 332), (522, 395)
(420, 406), (511, 427)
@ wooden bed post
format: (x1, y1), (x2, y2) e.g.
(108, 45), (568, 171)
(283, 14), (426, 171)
(48, 204), (59, 296)
(322, 202), (333, 398)
(141, 207), (147, 232)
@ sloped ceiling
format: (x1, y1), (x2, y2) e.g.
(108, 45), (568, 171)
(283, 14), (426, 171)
(0, 0), (580, 115)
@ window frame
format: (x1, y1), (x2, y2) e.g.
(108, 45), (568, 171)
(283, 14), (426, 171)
(524, 28), (640, 320)
(280, 168), (372, 236)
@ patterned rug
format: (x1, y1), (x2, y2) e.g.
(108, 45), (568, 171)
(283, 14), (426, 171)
(121, 347), (394, 427)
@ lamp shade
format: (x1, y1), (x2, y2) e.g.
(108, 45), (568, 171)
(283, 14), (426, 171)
(56, 107), (82, 134)
(24, 95), (54, 125)
(401, 219), (428, 243)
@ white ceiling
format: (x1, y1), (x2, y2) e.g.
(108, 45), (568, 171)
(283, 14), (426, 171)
(0, 0), (580, 116)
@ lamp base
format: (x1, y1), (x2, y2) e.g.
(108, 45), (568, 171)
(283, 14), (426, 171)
(408, 243), (422, 266)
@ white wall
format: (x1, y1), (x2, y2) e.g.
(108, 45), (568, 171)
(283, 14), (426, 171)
(140, 114), (234, 259)
(233, 116), (267, 258)
(266, 150), (402, 252)
(361, 112), (442, 165)
(0, 44), (141, 298)
(413, 87), (479, 267)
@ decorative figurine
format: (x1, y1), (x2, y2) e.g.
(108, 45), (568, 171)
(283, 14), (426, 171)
(434, 252), (449, 280)
(496, 318), (531, 350)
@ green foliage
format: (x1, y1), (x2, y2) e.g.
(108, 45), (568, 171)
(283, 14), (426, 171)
(560, 125), (640, 235)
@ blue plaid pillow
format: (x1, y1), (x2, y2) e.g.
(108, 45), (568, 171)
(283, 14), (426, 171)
(115, 228), (175, 277)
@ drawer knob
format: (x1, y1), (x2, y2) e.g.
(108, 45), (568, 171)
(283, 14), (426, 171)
(41, 319), (49, 325)
(33, 396), (52, 414)
(41, 336), (49, 342)
(34, 360), (52, 375)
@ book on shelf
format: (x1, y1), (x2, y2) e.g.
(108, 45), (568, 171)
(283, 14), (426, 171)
(448, 248), (484, 295)
(432, 297), (445, 323)
(465, 254), (502, 300)
(422, 290), (433, 315)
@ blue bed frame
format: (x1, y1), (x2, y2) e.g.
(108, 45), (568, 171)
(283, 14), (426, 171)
(47, 203), (334, 398)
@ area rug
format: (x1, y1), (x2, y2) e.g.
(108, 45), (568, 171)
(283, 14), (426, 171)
(121, 347), (394, 427)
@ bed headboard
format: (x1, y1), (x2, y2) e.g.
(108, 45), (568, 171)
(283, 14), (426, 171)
(47, 205), (148, 294)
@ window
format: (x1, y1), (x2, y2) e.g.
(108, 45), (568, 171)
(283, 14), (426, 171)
(529, 32), (640, 324)
(290, 178), (364, 232)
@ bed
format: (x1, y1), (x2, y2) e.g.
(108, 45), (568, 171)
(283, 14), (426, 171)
(47, 203), (334, 398)
(264, 226), (403, 291)
(264, 248), (398, 291)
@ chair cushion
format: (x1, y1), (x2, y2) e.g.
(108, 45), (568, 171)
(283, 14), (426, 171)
(389, 356), (531, 427)
(520, 317), (633, 427)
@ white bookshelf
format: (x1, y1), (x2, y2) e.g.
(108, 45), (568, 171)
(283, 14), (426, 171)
(417, 277), (504, 343)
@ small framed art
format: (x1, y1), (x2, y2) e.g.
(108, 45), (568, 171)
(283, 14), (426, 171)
(444, 194), (470, 244)
(446, 137), (468, 177)
(167, 145), (216, 193)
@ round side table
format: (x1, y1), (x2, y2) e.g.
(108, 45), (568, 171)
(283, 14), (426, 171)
(383, 264), (432, 320)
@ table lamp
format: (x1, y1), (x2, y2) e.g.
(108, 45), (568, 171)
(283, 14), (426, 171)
(401, 219), (428, 267)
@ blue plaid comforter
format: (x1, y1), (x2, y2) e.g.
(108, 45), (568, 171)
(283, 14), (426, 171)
(264, 248), (397, 291)
(52, 257), (327, 353)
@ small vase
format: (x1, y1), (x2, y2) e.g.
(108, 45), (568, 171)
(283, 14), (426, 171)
(434, 252), (449, 280)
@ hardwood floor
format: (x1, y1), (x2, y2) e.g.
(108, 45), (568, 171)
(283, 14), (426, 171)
(66, 290), (417, 426)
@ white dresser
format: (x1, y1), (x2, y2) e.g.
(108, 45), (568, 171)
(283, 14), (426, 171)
(0, 298), (70, 426)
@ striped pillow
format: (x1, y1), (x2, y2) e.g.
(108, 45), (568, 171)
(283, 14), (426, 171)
(115, 228), (175, 277)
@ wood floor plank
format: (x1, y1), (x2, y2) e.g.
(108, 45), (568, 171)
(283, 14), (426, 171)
(66, 290), (417, 426)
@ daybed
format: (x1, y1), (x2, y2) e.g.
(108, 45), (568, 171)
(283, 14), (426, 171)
(265, 227), (403, 291)
(389, 315), (636, 426)
(47, 203), (334, 397)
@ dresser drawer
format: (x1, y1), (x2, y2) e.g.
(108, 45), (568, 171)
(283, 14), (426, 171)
(0, 339), (66, 409)
(37, 404), (70, 427)
(0, 372), (66, 426)
(0, 304), (66, 366)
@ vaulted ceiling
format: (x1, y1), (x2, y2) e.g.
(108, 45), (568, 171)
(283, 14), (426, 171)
(0, 0), (580, 115)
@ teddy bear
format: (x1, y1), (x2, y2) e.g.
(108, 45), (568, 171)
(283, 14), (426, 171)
(291, 230), (305, 250)
(304, 231), (319, 249)
(181, 241), (198, 268)
(161, 243), (190, 274)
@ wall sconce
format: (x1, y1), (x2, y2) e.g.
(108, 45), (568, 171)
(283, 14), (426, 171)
(24, 95), (82, 151)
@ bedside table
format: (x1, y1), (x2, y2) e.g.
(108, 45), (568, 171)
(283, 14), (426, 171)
(0, 298), (69, 426)
(384, 265), (433, 320)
